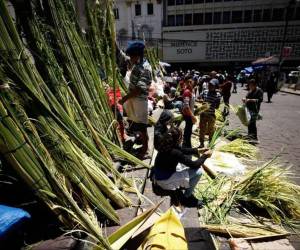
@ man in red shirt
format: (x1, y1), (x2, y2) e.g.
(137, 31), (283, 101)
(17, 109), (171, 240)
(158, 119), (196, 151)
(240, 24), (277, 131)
(219, 75), (233, 118)
(182, 79), (197, 148)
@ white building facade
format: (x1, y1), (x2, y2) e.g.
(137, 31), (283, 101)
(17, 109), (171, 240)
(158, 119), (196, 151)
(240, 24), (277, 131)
(114, 0), (163, 49)
(162, 0), (300, 66)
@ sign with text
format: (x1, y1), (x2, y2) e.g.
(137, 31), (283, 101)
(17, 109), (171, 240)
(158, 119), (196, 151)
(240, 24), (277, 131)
(163, 39), (203, 62)
(170, 41), (197, 55)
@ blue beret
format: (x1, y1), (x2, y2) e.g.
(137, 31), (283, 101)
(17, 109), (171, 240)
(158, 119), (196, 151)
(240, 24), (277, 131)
(126, 41), (145, 56)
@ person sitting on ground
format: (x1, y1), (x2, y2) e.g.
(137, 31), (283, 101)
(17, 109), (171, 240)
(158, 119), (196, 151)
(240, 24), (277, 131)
(153, 127), (212, 206)
(242, 79), (263, 141)
(154, 110), (174, 150)
(163, 86), (176, 110)
(199, 79), (221, 148)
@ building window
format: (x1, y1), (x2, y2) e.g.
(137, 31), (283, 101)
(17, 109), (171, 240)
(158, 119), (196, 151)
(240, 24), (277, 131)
(113, 8), (119, 20)
(223, 11), (231, 24)
(135, 4), (141, 16)
(272, 8), (284, 21)
(205, 0), (213, 3)
(296, 7), (300, 20)
(232, 10), (242, 23)
(287, 7), (295, 20)
(204, 12), (212, 24)
(193, 13), (203, 25)
(176, 0), (183, 5)
(167, 0), (175, 5)
(244, 10), (252, 23)
(147, 3), (153, 15)
(213, 12), (221, 24)
(193, 0), (204, 3)
(176, 14), (184, 25)
(184, 13), (192, 25)
(253, 9), (262, 22)
(185, 0), (192, 4)
(214, 0), (222, 2)
(262, 9), (271, 22)
(167, 15), (175, 26)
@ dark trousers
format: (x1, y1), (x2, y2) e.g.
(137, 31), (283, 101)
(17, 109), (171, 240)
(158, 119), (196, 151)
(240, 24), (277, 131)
(222, 95), (230, 117)
(183, 116), (193, 148)
(232, 83), (237, 93)
(267, 91), (273, 102)
(248, 114), (257, 140)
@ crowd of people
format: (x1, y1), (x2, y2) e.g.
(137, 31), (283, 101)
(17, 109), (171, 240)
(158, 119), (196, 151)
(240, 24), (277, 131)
(110, 41), (267, 207)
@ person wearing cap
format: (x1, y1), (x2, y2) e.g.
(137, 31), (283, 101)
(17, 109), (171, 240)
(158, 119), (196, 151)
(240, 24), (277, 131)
(119, 41), (152, 158)
(209, 71), (220, 89)
(199, 79), (221, 148)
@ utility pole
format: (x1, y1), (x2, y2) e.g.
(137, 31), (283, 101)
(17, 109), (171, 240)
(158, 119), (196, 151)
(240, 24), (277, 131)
(279, 1), (299, 68)
(161, 20), (164, 60)
(277, 0), (297, 85)
(131, 20), (136, 40)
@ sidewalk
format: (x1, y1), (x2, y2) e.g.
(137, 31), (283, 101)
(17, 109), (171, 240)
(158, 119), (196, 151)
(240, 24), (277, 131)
(280, 85), (300, 96)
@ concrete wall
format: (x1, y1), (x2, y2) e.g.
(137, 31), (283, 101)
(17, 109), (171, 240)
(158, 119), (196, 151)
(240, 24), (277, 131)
(162, 0), (300, 63)
(162, 22), (300, 62)
(115, 0), (163, 48)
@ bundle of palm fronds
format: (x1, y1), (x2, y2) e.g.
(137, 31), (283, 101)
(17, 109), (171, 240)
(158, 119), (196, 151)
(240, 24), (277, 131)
(195, 102), (210, 116)
(0, 0), (149, 247)
(145, 47), (164, 78)
(218, 139), (258, 159)
(215, 108), (225, 123)
(234, 159), (300, 225)
(202, 221), (289, 238)
(196, 158), (300, 233)
(223, 128), (245, 141)
(173, 103), (210, 124)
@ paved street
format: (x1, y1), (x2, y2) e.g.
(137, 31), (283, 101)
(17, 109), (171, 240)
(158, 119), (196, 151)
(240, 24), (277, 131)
(228, 87), (300, 185)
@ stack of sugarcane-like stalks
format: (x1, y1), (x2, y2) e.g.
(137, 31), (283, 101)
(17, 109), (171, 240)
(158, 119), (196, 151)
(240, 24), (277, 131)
(0, 0), (148, 248)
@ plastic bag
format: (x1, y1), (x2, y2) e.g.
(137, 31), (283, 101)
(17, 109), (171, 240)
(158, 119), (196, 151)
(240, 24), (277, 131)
(0, 205), (31, 238)
(236, 105), (250, 126)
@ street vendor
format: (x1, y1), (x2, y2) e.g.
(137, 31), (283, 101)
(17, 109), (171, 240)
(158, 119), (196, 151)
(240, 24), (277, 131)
(153, 127), (212, 206)
(199, 79), (221, 148)
(119, 41), (152, 158)
(243, 79), (263, 141)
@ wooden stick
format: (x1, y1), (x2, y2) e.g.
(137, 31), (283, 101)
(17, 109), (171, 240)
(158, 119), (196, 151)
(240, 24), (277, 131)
(243, 233), (292, 241)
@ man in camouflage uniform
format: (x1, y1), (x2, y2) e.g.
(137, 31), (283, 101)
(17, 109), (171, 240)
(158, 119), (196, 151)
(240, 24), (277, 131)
(119, 41), (152, 158)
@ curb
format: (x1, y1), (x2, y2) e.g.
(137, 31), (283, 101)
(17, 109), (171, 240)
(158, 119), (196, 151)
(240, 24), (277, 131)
(280, 89), (300, 96)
